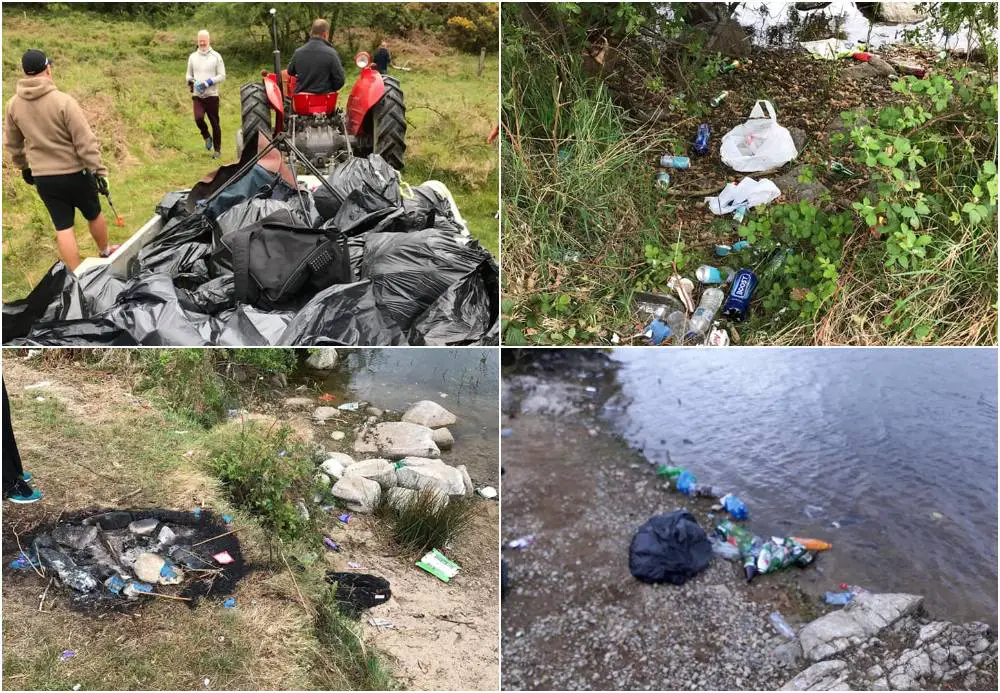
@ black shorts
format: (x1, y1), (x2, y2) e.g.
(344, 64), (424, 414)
(34, 171), (102, 230)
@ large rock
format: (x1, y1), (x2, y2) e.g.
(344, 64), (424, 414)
(401, 400), (457, 428)
(283, 397), (313, 409)
(331, 475), (381, 513)
(774, 164), (830, 204)
(799, 593), (924, 661)
(354, 422), (441, 459)
(387, 486), (448, 511)
(431, 427), (455, 450)
(456, 464), (475, 495)
(320, 453), (355, 478)
(313, 406), (340, 422)
(344, 459), (397, 489)
(395, 461), (466, 496)
(878, 2), (926, 24)
(781, 660), (848, 690)
(133, 552), (166, 584)
(305, 348), (338, 370)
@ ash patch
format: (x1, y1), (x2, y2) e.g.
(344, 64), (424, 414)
(6, 508), (249, 611)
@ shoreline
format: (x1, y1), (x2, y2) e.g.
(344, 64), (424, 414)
(500, 370), (997, 690)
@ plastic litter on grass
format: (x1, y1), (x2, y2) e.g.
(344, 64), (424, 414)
(416, 549), (460, 583)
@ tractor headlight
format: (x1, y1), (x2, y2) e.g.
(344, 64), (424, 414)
(355, 52), (371, 69)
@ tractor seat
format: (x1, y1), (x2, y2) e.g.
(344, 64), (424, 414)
(292, 92), (338, 116)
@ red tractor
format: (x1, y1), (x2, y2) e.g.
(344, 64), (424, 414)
(236, 8), (406, 172)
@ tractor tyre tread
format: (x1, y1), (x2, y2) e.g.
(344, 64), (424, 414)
(372, 75), (407, 171)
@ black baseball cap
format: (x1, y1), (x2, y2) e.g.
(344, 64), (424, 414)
(22, 49), (51, 76)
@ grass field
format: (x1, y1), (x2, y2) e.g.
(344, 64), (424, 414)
(1, 7), (498, 301)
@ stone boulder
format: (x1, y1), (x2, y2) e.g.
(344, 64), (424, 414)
(456, 464), (475, 496)
(774, 165), (830, 204)
(344, 458), (397, 489)
(401, 400), (457, 428)
(331, 475), (381, 513)
(320, 453), (355, 478)
(395, 460), (466, 496)
(305, 348), (338, 370)
(354, 422), (440, 459)
(431, 427), (455, 450)
(313, 406), (340, 422)
(878, 3), (926, 24)
(283, 397), (313, 409)
(780, 660), (848, 690)
(799, 593), (924, 661)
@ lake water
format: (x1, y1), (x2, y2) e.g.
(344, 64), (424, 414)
(602, 348), (997, 626)
(305, 348), (499, 483)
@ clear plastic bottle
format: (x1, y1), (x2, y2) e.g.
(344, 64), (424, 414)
(686, 288), (724, 339)
(665, 311), (687, 343)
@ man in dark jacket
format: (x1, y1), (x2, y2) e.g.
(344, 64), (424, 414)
(287, 19), (345, 94)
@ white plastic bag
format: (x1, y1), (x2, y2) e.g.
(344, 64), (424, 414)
(720, 100), (798, 173)
(705, 177), (781, 215)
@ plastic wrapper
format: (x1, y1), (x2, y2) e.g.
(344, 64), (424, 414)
(3, 155), (497, 346)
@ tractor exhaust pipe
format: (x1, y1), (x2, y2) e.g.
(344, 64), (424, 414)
(269, 8), (282, 96)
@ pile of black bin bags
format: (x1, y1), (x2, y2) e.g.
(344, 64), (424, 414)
(2, 155), (498, 345)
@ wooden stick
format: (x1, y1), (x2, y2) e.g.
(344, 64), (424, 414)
(113, 487), (143, 504)
(190, 528), (240, 547)
(145, 592), (191, 602)
(278, 543), (313, 617)
(39, 578), (53, 612)
(12, 529), (44, 578)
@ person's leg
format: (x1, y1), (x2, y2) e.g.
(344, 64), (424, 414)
(193, 97), (211, 147)
(206, 96), (221, 156)
(55, 228), (83, 269)
(2, 381), (24, 488)
(87, 213), (109, 254)
(75, 172), (112, 255)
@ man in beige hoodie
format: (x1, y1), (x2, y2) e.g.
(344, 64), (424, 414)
(4, 49), (114, 270)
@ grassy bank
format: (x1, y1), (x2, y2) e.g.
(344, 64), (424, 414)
(1, 7), (497, 301)
(501, 5), (997, 345)
(1, 352), (499, 690)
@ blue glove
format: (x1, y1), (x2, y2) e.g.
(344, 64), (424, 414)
(205, 78), (214, 87)
(194, 81), (207, 94)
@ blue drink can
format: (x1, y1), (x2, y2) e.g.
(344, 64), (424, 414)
(694, 124), (710, 155)
(659, 154), (691, 169)
(722, 268), (758, 321)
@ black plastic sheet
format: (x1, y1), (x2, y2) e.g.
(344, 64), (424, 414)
(3, 154), (497, 346)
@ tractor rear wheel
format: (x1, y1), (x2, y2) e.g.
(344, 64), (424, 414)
(371, 75), (406, 170)
(237, 82), (271, 158)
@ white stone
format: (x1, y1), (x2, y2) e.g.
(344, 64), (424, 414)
(313, 406), (340, 422)
(879, 2), (927, 24)
(780, 660), (847, 690)
(283, 397), (313, 409)
(395, 461), (465, 496)
(315, 472), (332, 486)
(456, 464), (474, 496)
(345, 459), (397, 489)
(128, 518), (159, 536)
(387, 486), (447, 510)
(799, 593), (924, 661)
(331, 475), (381, 513)
(354, 422), (440, 459)
(305, 348), (338, 370)
(133, 552), (166, 583)
(330, 430), (346, 441)
(430, 427), (454, 450)
(320, 453), (355, 478)
(401, 400), (457, 428)
(917, 622), (949, 645)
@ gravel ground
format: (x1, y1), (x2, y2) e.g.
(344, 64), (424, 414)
(501, 383), (812, 690)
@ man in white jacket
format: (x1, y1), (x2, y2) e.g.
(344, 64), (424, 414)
(186, 30), (226, 158)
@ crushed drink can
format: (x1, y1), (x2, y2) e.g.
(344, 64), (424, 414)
(694, 124), (710, 155)
(659, 155), (690, 169)
(731, 240), (751, 252)
(695, 265), (724, 284)
(710, 90), (729, 108)
(722, 268), (758, 321)
(714, 244), (732, 257)
(655, 170), (670, 188)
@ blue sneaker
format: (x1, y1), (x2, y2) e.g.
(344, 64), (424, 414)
(4, 479), (42, 504)
(205, 136), (213, 152)
(21, 471), (32, 482)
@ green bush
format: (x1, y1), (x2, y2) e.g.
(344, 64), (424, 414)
(140, 349), (231, 428)
(375, 488), (477, 555)
(206, 423), (318, 543)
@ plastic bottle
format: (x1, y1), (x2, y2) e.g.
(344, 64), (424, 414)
(655, 465), (685, 480)
(675, 470), (697, 495)
(769, 611), (797, 639)
(665, 311), (687, 343)
(711, 538), (741, 560)
(693, 484), (719, 498)
(644, 319), (671, 345)
(823, 591), (855, 606)
(720, 493), (749, 520)
(655, 170), (670, 188)
(694, 124), (711, 155)
(686, 288), (724, 339)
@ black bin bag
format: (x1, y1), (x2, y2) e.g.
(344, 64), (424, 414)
(629, 510), (713, 585)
